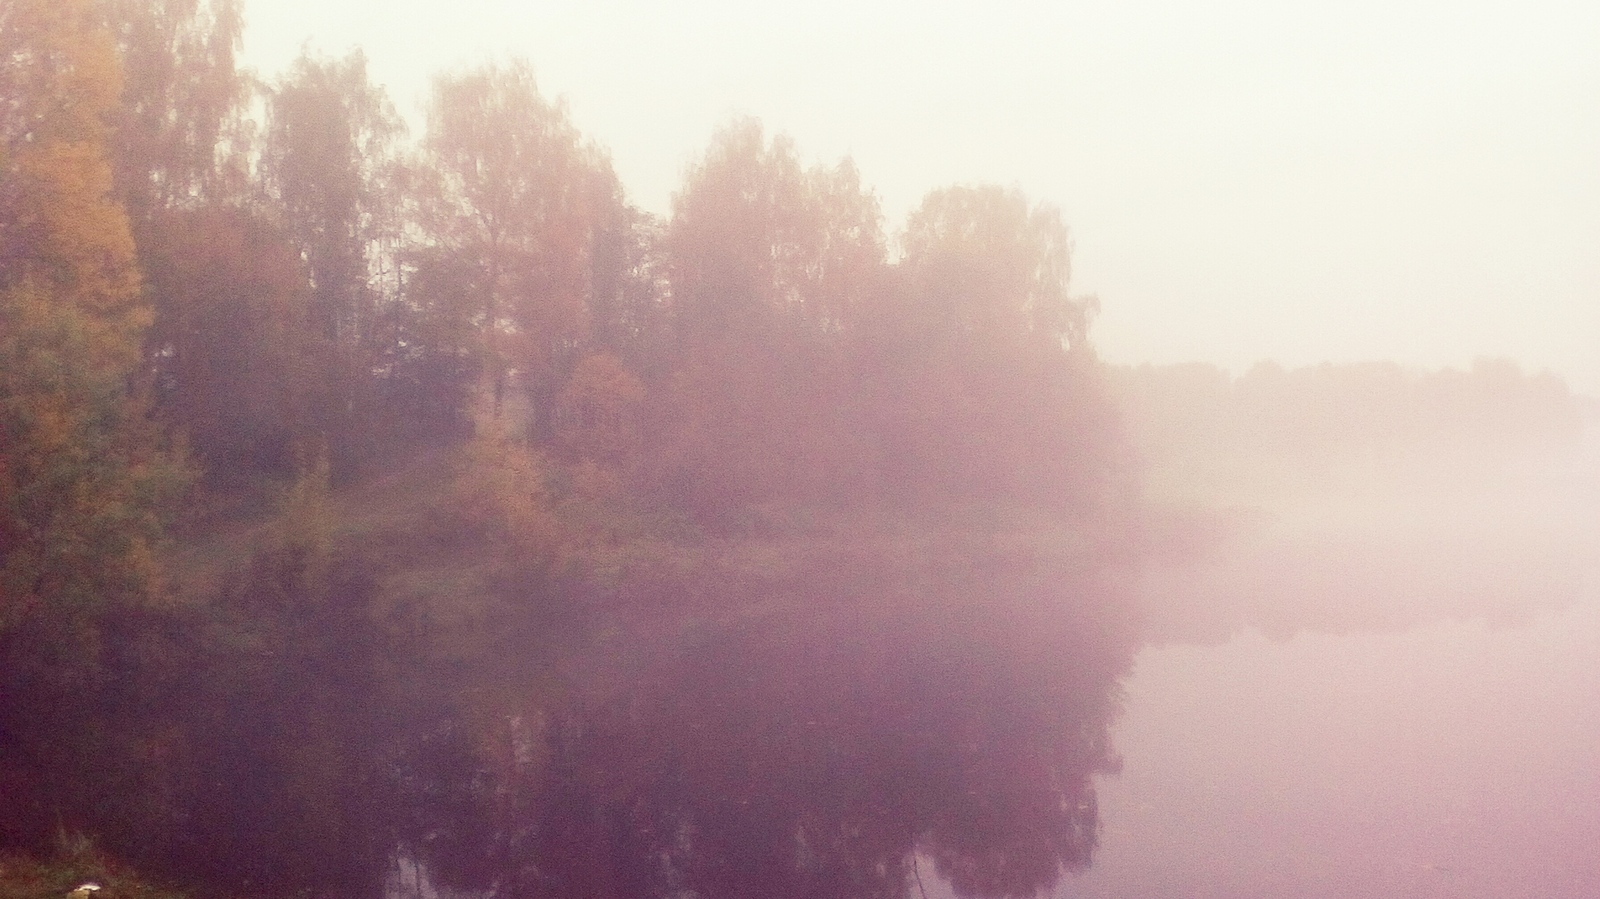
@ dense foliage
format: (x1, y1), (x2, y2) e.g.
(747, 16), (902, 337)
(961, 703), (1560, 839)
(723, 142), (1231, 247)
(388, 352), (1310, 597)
(1, 4), (1139, 898)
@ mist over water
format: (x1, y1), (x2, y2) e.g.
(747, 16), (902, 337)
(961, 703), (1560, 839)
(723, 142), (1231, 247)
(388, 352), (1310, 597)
(1070, 585), (1600, 898)
(866, 413), (1597, 899)
(7, 4), (1599, 895)
(859, 366), (1600, 899)
(1053, 400), (1600, 897)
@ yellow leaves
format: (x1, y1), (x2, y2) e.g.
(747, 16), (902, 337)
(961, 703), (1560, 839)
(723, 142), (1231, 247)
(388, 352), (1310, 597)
(451, 421), (560, 560)
(553, 352), (645, 471)
(0, 0), (171, 633)
(2, 0), (144, 369)
(0, 0), (123, 147)
(13, 140), (137, 287)
(9, 140), (143, 346)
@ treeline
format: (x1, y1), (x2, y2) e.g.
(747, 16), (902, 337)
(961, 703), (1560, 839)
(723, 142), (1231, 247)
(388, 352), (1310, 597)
(4, 0), (1127, 513)
(1117, 361), (1596, 642)
(1, 3), (1137, 899)
(1114, 359), (1588, 503)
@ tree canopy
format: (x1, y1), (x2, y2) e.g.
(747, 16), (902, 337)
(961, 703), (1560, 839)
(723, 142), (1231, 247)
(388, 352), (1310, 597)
(0, 18), (1151, 899)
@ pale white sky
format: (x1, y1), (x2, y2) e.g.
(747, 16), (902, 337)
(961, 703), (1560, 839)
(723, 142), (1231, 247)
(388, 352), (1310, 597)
(240, 0), (1600, 395)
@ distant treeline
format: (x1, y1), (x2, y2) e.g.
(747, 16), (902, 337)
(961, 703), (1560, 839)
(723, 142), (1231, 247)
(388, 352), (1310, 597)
(1, 3), (1138, 899)
(1113, 359), (1588, 503)
(1117, 361), (1597, 642)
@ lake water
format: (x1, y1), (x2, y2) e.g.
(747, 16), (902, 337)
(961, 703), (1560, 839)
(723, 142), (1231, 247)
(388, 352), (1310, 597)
(388, 426), (1600, 899)
(390, 584), (1600, 899)
(1055, 585), (1600, 898)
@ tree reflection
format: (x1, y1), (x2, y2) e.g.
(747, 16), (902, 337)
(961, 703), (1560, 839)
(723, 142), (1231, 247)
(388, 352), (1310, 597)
(402, 541), (1137, 899)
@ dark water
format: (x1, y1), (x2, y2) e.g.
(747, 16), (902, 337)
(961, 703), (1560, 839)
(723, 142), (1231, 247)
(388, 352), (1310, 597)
(1055, 585), (1600, 899)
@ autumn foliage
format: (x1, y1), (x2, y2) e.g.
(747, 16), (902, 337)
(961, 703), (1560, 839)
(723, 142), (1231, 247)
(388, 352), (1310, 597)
(1, 6), (1141, 899)
(7, 4), (1593, 896)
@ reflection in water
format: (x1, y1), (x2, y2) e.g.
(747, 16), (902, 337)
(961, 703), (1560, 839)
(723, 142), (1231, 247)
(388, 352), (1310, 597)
(1059, 587), (1600, 899)
(390, 543), (1140, 899)
(391, 424), (1598, 899)
(920, 425), (1600, 899)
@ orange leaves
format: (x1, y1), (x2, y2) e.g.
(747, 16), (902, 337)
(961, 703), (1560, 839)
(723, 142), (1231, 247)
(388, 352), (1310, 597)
(7, 143), (145, 384)
(0, 0), (123, 149)
(1, 0), (143, 368)
(553, 352), (645, 472)
(0, 0), (175, 625)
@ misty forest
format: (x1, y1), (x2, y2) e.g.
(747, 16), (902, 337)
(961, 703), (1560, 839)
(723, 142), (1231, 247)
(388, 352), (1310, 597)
(2, 2), (1596, 899)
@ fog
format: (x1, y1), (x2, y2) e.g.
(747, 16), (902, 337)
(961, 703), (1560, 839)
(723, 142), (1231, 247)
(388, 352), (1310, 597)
(1124, 364), (1599, 641)
(238, 0), (1600, 397)
(5, 2), (1600, 898)
(1063, 378), (1600, 896)
(1070, 588), (1600, 898)
(895, 395), (1600, 898)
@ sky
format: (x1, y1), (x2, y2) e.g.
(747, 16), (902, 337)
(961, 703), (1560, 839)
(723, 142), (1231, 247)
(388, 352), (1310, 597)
(239, 0), (1600, 395)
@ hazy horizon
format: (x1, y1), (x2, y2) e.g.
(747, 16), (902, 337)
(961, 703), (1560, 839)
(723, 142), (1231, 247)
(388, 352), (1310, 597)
(238, 0), (1600, 395)
(6, 2), (1598, 897)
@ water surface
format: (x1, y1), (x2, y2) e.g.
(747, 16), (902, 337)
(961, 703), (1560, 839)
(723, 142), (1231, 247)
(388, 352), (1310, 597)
(1059, 588), (1600, 898)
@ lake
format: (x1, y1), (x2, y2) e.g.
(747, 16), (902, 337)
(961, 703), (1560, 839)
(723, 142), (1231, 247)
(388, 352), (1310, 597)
(1056, 585), (1600, 898)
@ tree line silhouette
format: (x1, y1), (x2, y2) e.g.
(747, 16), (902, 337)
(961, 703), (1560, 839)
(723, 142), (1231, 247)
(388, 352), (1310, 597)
(1, 2), (1140, 898)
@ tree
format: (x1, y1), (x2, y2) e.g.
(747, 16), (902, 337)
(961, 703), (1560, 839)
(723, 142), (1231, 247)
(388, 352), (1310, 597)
(586, 198), (670, 378)
(380, 244), (486, 441)
(552, 352), (645, 471)
(263, 48), (404, 350)
(0, 0), (143, 364)
(666, 117), (884, 346)
(140, 206), (317, 482)
(257, 49), (408, 465)
(418, 60), (613, 428)
(1, 0), (158, 618)
(900, 184), (1091, 352)
(654, 119), (886, 518)
(854, 184), (1119, 509)
(0, 0), (182, 852)
(98, 0), (247, 218)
